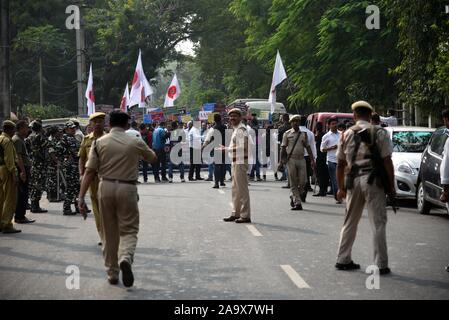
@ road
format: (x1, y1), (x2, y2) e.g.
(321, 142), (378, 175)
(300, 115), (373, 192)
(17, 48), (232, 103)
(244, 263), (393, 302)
(1, 173), (448, 300)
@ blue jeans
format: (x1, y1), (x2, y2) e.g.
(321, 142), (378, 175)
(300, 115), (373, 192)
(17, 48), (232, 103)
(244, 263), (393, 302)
(168, 162), (185, 179)
(327, 161), (338, 197)
(208, 163), (214, 179)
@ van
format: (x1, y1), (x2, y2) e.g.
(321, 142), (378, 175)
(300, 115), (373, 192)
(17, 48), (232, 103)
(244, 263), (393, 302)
(306, 112), (354, 133)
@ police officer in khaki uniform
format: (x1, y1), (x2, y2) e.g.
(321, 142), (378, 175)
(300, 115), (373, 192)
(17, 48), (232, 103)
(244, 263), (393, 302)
(281, 115), (316, 211)
(222, 108), (252, 223)
(0, 120), (20, 234)
(335, 101), (395, 275)
(78, 110), (156, 287)
(79, 112), (106, 245)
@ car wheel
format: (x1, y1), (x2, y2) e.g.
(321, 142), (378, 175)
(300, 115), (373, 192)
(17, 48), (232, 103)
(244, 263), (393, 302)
(417, 182), (431, 215)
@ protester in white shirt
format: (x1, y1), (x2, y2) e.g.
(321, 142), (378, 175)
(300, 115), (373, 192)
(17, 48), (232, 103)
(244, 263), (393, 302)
(380, 109), (398, 127)
(126, 121), (142, 139)
(320, 117), (340, 201)
(187, 121), (203, 180)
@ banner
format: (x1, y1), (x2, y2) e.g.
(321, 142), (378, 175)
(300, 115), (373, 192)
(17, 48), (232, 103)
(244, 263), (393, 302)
(181, 115), (193, 123)
(150, 112), (165, 122)
(208, 112), (218, 123)
(143, 114), (152, 124)
(199, 111), (211, 121)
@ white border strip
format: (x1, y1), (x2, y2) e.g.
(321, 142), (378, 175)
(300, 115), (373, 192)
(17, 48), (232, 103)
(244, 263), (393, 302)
(280, 265), (311, 289)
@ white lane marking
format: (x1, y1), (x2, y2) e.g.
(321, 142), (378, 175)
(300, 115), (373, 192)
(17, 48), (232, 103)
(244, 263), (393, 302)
(280, 265), (311, 289)
(218, 189), (225, 194)
(246, 225), (262, 237)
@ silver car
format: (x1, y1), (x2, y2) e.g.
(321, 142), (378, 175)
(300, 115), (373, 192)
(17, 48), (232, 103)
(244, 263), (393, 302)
(385, 127), (435, 199)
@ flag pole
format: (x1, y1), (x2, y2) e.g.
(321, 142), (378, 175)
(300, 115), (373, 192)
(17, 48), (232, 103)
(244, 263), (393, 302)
(285, 77), (300, 115)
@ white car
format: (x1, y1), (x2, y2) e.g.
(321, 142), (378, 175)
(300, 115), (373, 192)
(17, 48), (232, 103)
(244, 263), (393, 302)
(385, 126), (435, 199)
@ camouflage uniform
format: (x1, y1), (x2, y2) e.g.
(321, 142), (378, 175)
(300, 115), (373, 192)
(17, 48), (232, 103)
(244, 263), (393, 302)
(26, 131), (49, 209)
(61, 132), (81, 212)
(47, 133), (65, 201)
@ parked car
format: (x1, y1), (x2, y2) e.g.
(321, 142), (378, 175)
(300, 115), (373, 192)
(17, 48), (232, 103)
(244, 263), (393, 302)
(306, 112), (354, 133)
(384, 127), (435, 199)
(417, 127), (449, 214)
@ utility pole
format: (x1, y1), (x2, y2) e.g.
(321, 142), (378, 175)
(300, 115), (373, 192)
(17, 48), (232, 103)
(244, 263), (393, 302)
(75, 1), (86, 116)
(0, 0), (11, 123)
(39, 56), (44, 106)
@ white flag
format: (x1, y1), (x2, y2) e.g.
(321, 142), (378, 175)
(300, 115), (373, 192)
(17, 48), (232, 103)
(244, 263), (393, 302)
(268, 51), (287, 114)
(85, 64), (95, 116)
(129, 50), (153, 107)
(120, 83), (130, 112)
(164, 73), (181, 108)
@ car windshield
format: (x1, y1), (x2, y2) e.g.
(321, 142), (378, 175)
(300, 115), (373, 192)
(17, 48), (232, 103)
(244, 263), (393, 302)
(392, 131), (433, 153)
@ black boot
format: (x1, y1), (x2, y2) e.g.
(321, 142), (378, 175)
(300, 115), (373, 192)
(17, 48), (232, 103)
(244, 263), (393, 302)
(31, 200), (47, 213)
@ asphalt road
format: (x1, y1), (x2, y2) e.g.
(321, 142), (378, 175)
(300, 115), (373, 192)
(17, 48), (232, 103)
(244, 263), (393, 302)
(1, 173), (448, 300)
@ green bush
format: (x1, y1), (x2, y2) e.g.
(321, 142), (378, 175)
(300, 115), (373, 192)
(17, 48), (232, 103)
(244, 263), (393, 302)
(20, 104), (76, 120)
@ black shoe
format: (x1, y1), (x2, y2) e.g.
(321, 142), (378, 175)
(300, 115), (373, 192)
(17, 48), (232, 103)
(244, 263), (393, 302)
(313, 193), (327, 197)
(379, 267), (391, 275)
(14, 217), (36, 224)
(98, 242), (102, 246)
(282, 185), (290, 189)
(63, 210), (77, 216)
(291, 204), (303, 211)
(188, 178), (196, 181)
(335, 261), (361, 271)
(446, 265), (449, 272)
(212, 185), (219, 189)
(3, 227), (22, 234)
(206, 178), (213, 181)
(235, 217), (251, 223)
(300, 194), (306, 203)
(196, 177), (204, 181)
(290, 196), (294, 208)
(223, 216), (238, 222)
(31, 207), (48, 213)
(120, 260), (134, 288)
(220, 182), (226, 187)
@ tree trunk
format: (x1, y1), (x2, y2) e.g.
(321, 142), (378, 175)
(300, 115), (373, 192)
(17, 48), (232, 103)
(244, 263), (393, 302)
(0, 0), (10, 123)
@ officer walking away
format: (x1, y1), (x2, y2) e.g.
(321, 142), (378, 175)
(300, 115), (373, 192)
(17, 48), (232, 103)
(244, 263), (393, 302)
(222, 108), (252, 223)
(27, 120), (49, 213)
(281, 115), (316, 211)
(335, 101), (395, 275)
(13, 120), (35, 224)
(61, 121), (81, 215)
(78, 110), (157, 287)
(437, 108), (449, 272)
(0, 121), (21, 233)
(79, 112), (106, 245)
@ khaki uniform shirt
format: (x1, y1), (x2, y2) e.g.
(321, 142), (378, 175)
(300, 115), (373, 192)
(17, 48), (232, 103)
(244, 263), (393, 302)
(86, 127), (155, 181)
(281, 128), (309, 160)
(337, 120), (393, 169)
(78, 132), (104, 163)
(12, 134), (31, 167)
(228, 122), (249, 164)
(0, 133), (18, 173)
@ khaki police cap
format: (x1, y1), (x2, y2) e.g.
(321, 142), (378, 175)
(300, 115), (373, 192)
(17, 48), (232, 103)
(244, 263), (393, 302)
(89, 112), (106, 121)
(289, 115), (301, 123)
(2, 120), (16, 129)
(65, 121), (76, 129)
(351, 100), (373, 112)
(228, 108), (242, 116)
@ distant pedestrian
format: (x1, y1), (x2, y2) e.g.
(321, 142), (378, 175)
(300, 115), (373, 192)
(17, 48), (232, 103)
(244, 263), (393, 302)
(152, 122), (169, 182)
(313, 122), (329, 197)
(187, 121), (203, 181)
(320, 117), (340, 203)
(168, 121), (186, 183)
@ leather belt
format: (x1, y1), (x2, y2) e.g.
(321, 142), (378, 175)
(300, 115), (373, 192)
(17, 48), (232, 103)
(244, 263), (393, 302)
(101, 177), (137, 185)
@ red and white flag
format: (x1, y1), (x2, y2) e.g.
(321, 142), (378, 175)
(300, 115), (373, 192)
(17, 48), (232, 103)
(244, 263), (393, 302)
(268, 51), (287, 114)
(120, 83), (130, 112)
(164, 73), (181, 108)
(85, 63), (95, 116)
(129, 50), (153, 107)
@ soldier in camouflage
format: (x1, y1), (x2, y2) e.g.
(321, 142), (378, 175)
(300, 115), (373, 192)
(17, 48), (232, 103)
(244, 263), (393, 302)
(47, 126), (64, 202)
(26, 121), (49, 213)
(61, 121), (81, 215)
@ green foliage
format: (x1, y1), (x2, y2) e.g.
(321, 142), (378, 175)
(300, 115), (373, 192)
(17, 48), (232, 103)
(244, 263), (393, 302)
(13, 25), (67, 56)
(20, 104), (76, 120)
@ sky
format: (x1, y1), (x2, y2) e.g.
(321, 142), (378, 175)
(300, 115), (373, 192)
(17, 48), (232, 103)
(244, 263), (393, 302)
(175, 39), (196, 56)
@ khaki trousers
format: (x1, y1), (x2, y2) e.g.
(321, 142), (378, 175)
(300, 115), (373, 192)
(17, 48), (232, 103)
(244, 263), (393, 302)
(89, 176), (103, 241)
(336, 175), (389, 268)
(0, 166), (17, 229)
(287, 158), (307, 205)
(98, 180), (139, 278)
(231, 163), (251, 219)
